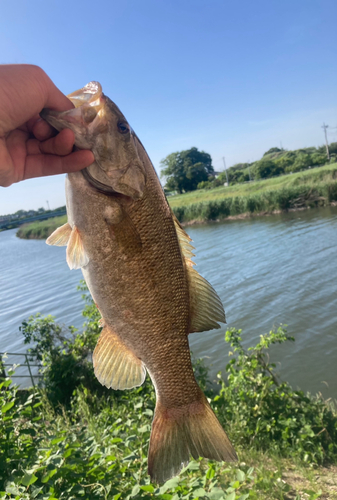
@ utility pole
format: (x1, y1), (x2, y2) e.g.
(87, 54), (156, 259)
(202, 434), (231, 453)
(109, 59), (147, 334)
(322, 123), (330, 161)
(247, 159), (251, 181)
(46, 200), (50, 211)
(222, 157), (229, 185)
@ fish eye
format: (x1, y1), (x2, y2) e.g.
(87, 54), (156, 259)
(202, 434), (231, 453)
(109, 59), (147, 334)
(117, 121), (130, 134)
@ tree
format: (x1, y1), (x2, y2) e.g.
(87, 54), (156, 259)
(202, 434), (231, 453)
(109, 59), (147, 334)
(253, 159), (284, 179)
(160, 147), (214, 193)
(263, 147), (282, 157)
(292, 153), (312, 172)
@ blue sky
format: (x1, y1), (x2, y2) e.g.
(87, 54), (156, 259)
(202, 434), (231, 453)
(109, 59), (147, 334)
(1, 0), (336, 213)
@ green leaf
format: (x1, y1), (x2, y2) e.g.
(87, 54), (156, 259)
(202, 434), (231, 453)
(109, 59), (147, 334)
(21, 472), (38, 487)
(160, 477), (180, 494)
(41, 468), (57, 483)
(236, 470), (246, 482)
(192, 488), (207, 497)
(206, 466), (215, 480)
(208, 487), (226, 500)
(131, 485), (140, 497)
(5, 484), (20, 496)
(51, 436), (65, 445)
(225, 492), (236, 500)
(31, 486), (44, 498)
(140, 485), (155, 493)
(1, 400), (14, 413)
(139, 424), (150, 433)
(187, 460), (200, 470)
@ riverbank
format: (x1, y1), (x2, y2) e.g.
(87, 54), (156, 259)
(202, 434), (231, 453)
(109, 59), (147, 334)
(16, 163), (337, 238)
(170, 162), (337, 224)
(16, 215), (67, 240)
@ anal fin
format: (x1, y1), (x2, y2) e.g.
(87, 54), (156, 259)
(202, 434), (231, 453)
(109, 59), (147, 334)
(93, 326), (146, 390)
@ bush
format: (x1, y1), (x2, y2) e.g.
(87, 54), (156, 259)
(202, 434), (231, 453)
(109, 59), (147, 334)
(215, 327), (337, 464)
(20, 282), (104, 407)
(253, 160), (285, 180)
(2, 285), (337, 497)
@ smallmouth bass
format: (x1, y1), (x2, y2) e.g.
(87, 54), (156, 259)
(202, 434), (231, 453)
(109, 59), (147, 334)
(42, 82), (237, 482)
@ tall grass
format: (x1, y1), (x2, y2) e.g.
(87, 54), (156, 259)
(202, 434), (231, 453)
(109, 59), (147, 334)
(171, 164), (337, 223)
(169, 162), (337, 208)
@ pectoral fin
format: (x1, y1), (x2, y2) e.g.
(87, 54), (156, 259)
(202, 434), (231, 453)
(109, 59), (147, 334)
(66, 225), (89, 270)
(172, 214), (226, 333)
(46, 222), (72, 246)
(93, 326), (146, 390)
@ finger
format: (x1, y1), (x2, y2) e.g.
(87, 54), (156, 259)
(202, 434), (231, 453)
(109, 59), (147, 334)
(0, 65), (74, 134)
(39, 129), (76, 156)
(23, 149), (95, 180)
(0, 137), (15, 187)
(31, 117), (57, 141)
(27, 129), (75, 156)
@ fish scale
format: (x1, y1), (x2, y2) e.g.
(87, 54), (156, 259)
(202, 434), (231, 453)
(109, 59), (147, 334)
(42, 80), (237, 482)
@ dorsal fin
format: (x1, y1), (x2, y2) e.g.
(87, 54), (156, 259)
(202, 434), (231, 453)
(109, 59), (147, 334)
(172, 215), (226, 333)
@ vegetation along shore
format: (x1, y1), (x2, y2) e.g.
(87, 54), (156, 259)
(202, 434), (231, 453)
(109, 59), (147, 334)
(16, 162), (337, 239)
(169, 162), (337, 224)
(1, 285), (337, 498)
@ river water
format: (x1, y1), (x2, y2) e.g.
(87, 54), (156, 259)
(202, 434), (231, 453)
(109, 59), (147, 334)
(1, 206), (336, 399)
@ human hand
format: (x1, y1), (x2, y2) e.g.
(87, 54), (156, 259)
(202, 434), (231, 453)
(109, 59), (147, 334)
(0, 64), (94, 187)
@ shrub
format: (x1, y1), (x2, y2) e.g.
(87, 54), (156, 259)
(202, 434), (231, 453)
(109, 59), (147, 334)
(20, 282), (104, 407)
(215, 327), (337, 464)
(253, 160), (285, 180)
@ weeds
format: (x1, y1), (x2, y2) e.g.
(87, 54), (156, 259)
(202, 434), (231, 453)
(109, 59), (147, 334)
(1, 288), (337, 498)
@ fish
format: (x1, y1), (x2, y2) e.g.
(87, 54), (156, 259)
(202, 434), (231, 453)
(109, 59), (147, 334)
(42, 81), (237, 483)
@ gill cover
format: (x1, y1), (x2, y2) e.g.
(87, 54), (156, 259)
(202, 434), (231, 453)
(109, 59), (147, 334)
(40, 81), (146, 200)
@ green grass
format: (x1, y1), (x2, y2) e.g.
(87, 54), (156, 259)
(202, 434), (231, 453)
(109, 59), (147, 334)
(16, 215), (67, 240)
(169, 163), (337, 223)
(168, 162), (337, 207)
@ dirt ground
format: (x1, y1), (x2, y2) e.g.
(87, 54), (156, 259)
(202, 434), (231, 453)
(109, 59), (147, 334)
(283, 465), (337, 499)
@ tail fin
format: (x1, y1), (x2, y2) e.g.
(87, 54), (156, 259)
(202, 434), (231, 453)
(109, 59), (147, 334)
(148, 394), (237, 483)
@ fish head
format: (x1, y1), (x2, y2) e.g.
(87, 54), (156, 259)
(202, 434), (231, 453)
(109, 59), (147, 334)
(41, 81), (146, 200)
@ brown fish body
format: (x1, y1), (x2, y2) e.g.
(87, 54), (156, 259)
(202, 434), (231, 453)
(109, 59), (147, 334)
(44, 82), (237, 482)
(66, 150), (199, 408)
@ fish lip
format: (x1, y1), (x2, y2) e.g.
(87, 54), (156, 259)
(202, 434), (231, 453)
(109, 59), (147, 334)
(81, 168), (127, 198)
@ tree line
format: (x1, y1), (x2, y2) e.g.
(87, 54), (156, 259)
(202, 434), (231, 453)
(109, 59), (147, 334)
(160, 143), (337, 193)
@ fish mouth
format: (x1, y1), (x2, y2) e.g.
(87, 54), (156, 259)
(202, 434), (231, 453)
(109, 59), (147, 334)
(67, 81), (103, 108)
(40, 81), (106, 134)
(81, 168), (126, 198)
